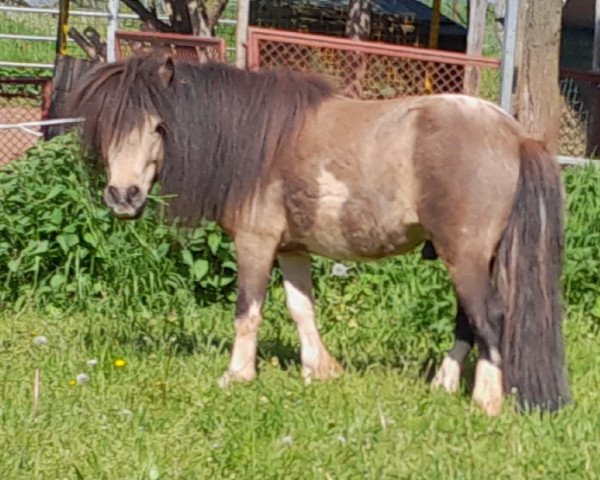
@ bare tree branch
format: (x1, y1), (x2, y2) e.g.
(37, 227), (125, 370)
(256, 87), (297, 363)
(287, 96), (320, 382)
(119, 0), (229, 37)
(207, 0), (229, 29)
(165, 0), (193, 33)
(121, 0), (174, 32)
(68, 27), (106, 62)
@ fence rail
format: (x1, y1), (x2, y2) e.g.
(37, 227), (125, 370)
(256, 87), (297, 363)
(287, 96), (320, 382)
(247, 27), (500, 100)
(0, 4), (237, 69)
(2, 26), (599, 163)
(247, 27), (600, 156)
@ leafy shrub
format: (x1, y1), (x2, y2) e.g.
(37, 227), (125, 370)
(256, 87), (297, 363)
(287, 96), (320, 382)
(0, 133), (237, 315)
(562, 165), (600, 324)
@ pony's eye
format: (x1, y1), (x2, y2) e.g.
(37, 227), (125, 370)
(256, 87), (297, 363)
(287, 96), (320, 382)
(155, 123), (166, 137)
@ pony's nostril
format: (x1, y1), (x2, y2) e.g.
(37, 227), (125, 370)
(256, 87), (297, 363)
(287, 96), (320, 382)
(107, 185), (120, 203)
(126, 185), (140, 203)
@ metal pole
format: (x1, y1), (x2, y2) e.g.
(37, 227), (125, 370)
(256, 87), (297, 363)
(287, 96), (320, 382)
(499, 0), (519, 113)
(106, 0), (119, 62)
(594, 0), (600, 72)
(55, 0), (70, 55)
(236, 0), (250, 68)
(428, 0), (441, 49)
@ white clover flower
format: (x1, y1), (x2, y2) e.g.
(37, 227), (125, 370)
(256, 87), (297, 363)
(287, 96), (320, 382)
(120, 408), (133, 418)
(331, 263), (350, 277)
(76, 373), (90, 385)
(278, 434), (294, 446)
(86, 359), (98, 367)
(32, 335), (48, 346)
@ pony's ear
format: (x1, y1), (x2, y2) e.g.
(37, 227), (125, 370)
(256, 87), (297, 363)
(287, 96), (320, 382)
(157, 55), (175, 88)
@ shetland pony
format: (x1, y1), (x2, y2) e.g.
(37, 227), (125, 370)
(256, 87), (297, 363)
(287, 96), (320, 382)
(68, 54), (570, 414)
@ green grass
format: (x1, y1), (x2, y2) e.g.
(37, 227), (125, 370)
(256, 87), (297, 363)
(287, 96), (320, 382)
(0, 134), (600, 477)
(1, 298), (600, 478)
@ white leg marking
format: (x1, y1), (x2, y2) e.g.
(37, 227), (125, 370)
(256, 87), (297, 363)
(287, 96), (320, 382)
(431, 356), (462, 393)
(472, 358), (504, 416)
(432, 339), (471, 394)
(219, 301), (262, 388)
(278, 253), (342, 382)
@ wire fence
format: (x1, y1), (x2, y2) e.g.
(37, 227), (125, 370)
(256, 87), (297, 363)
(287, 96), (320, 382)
(247, 27), (600, 157)
(247, 27), (500, 100)
(559, 71), (600, 158)
(1, 4), (599, 163)
(0, 0), (239, 70)
(0, 77), (51, 164)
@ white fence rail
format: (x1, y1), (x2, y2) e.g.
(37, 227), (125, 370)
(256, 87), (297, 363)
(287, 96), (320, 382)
(0, 2), (237, 69)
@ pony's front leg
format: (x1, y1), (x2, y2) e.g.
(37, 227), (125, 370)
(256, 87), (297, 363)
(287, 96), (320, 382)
(277, 251), (343, 383)
(218, 232), (278, 388)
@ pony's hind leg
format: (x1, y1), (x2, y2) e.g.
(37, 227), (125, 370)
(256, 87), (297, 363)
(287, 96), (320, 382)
(431, 302), (474, 393)
(445, 258), (505, 416)
(218, 232), (279, 388)
(277, 251), (343, 383)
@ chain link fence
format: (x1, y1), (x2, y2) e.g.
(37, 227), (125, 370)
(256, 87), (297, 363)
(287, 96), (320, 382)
(247, 27), (500, 101)
(247, 27), (599, 158)
(559, 71), (600, 158)
(0, 77), (50, 164)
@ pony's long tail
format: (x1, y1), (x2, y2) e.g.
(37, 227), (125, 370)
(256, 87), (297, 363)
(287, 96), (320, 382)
(493, 138), (570, 411)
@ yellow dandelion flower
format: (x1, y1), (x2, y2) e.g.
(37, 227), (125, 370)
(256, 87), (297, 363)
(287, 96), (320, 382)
(68, 379), (77, 387)
(113, 358), (126, 368)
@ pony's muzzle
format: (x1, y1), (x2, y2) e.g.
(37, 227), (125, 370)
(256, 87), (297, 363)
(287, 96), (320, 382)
(104, 184), (145, 218)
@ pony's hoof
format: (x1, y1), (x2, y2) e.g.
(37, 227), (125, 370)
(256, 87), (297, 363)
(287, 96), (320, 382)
(302, 357), (344, 384)
(472, 359), (503, 416)
(431, 356), (461, 394)
(217, 369), (256, 389)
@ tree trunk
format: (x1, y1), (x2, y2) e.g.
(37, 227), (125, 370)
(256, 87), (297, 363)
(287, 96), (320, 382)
(189, 0), (230, 36)
(121, 0), (229, 36)
(345, 0), (372, 40)
(514, 0), (563, 154)
(343, 0), (372, 98)
(494, 0), (506, 47)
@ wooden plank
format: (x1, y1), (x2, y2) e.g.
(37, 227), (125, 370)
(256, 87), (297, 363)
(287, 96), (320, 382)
(594, 0), (600, 72)
(428, 0), (441, 49)
(106, 0), (119, 62)
(236, 0), (250, 68)
(514, 0), (563, 154)
(464, 0), (487, 94)
(499, 0), (519, 112)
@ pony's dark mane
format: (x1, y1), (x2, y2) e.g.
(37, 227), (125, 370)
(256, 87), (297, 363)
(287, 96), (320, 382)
(68, 54), (336, 221)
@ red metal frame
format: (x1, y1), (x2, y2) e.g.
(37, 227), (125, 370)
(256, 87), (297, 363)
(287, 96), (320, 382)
(246, 27), (501, 71)
(559, 68), (600, 84)
(115, 31), (227, 62)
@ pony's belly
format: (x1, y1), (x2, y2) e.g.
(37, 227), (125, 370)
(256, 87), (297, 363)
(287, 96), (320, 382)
(287, 194), (426, 261)
(300, 217), (427, 261)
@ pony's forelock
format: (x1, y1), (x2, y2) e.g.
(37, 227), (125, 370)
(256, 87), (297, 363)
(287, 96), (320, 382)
(67, 54), (336, 222)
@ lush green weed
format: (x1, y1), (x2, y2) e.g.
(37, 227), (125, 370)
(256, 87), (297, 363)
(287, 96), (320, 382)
(0, 133), (238, 318)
